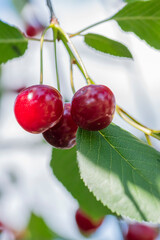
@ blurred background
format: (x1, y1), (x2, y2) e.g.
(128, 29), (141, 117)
(0, 0), (160, 239)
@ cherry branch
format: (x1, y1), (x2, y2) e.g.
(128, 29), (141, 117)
(28, 37), (53, 42)
(46, 0), (57, 22)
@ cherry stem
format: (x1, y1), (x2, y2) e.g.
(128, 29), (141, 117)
(29, 31), (95, 85)
(70, 58), (76, 94)
(69, 17), (111, 38)
(116, 105), (160, 143)
(54, 24), (93, 85)
(40, 26), (51, 84)
(28, 28), (94, 86)
(145, 134), (152, 146)
(53, 28), (60, 92)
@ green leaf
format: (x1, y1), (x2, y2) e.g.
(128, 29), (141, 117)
(84, 33), (133, 58)
(111, 0), (160, 50)
(12, 0), (28, 13)
(0, 21), (28, 64)
(25, 213), (59, 240)
(0, 66), (2, 111)
(51, 147), (114, 220)
(124, 0), (150, 3)
(76, 123), (160, 223)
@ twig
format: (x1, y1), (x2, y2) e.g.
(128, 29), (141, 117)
(46, 0), (57, 23)
(28, 37), (53, 42)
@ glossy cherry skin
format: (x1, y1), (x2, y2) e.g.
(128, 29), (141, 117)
(125, 224), (158, 240)
(75, 208), (103, 235)
(43, 103), (78, 149)
(14, 85), (63, 134)
(71, 84), (116, 131)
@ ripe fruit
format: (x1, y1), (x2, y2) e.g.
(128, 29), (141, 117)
(26, 24), (44, 37)
(26, 25), (37, 37)
(71, 84), (116, 131)
(125, 223), (158, 240)
(43, 103), (78, 149)
(75, 208), (103, 236)
(14, 85), (63, 134)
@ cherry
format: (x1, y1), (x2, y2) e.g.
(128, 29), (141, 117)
(14, 85), (63, 134)
(125, 223), (158, 240)
(71, 84), (116, 131)
(26, 25), (37, 37)
(26, 24), (44, 37)
(43, 103), (78, 149)
(75, 208), (103, 236)
(0, 222), (5, 233)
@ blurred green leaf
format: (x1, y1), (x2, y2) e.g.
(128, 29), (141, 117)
(0, 66), (2, 113)
(12, 0), (28, 13)
(77, 123), (160, 223)
(112, 0), (160, 50)
(84, 33), (133, 58)
(25, 213), (58, 240)
(51, 147), (114, 220)
(0, 21), (28, 64)
(124, 0), (150, 2)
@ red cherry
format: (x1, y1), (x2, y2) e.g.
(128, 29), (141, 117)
(14, 85), (63, 134)
(43, 103), (78, 149)
(75, 208), (103, 235)
(0, 222), (5, 233)
(125, 223), (158, 240)
(26, 24), (44, 37)
(26, 25), (38, 37)
(71, 84), (116, 131)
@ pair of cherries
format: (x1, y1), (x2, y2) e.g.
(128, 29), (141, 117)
(75, 209), (158, 239)
(14, 84), (116, 149)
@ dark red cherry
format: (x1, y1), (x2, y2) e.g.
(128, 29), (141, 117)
(26, 24), (44, 37)
(14, 85), (63, 134)
(75, 208), (103, 235)
(26, 25), (37, 37)
(71, 84), (116, 131)
(43, 103), (78, 149)
(125, 223), (158, 240)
